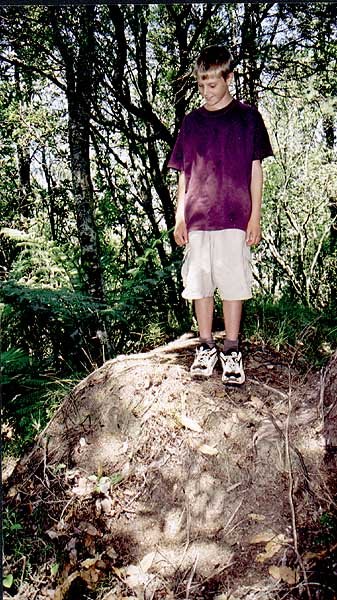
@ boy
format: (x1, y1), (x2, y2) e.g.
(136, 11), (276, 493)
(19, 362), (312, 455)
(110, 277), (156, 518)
(168, 45), (273, 385)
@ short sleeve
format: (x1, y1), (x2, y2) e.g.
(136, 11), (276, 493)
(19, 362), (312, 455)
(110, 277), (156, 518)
(253, 111), (273, 161)
(168, 120), (185, 171)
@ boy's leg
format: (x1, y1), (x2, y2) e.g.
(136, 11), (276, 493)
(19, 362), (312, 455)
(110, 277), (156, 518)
(190, 296), (218, 376)
(222, 299), (242, 351)
(195, 296), (214, 345)
(220, 299), (245, 385)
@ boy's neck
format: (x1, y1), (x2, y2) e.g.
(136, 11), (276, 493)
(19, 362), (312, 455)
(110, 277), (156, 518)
(204, 93), (233, 112)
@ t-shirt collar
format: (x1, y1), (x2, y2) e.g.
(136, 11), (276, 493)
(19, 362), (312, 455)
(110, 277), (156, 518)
(199, 98), (236, 116)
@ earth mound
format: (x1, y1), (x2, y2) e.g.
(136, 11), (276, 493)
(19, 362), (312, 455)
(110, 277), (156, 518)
(4, 336), (337, 599)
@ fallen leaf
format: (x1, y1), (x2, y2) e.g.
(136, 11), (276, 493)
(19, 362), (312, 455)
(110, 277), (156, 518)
(105, 546), (117, 560)
(140, 551), (156, 572)
(78, 522), (100, 536)
(198, 444), (218, 456)
(249, 395), (264, 409)
(178, 414), (203, 433)
(256, 540), (282, 562)
(97, 476), (111, 494)
(72, 477), (95, 496)
(236, 409), (249, 421)
(223, 421), (233, 436)
(3, 574), (13, 589)
(100, 497), (113, 514)
(269, 565), (298, 584)
(249, 530), (276, 544)
(227, 482), (242, 492)
(66, 537), (77, 551)
(81, 557), (100, 569)
(46, 528), (59, 539)
(248, 513), (266, 522)
(125, 564), (149, 588)
(80, 567), (100, 587)
(303, 549), (326, 561)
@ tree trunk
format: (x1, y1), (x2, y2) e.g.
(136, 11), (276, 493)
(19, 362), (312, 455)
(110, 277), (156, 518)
(323, 351), (337, 452)
(323, 115), (337, 253)
(14, 65), (31, 217)
(50, 6), (104, 302)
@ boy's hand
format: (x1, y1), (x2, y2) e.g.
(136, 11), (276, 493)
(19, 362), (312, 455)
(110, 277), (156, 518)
(246, 218), (262, 246)
(174, 220), (188, 246)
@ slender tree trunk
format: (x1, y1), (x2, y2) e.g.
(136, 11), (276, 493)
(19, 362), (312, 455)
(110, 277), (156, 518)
(68, 99), (103, 301)
(50, 6), (104, 302)
(323, 115), (337, 253)
(14, 65), (31, 217)
(241, 3), (260, 106)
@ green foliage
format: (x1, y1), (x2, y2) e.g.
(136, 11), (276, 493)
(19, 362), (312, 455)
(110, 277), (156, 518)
(104, 235), (190, 353)
(257, 89), (337, 309)
(242, 295), (336, 366)
(1, 226), (79, 288)
(2, 502), (59, 595)
(316, 512), (337, 547)
(0, 280), (101, 453)
(1, 342), (82, 455)
(3, 574), (14, 590)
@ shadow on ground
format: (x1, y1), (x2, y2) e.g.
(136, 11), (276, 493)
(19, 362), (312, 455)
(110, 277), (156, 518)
(4, 336), (337, 599)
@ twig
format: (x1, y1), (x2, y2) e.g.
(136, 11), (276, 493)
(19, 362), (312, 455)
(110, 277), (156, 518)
(185, 553), (198, 600)
(317, 367), (326, 430)
(225, 517), (246, 537)
(124, 476), (147, 509)
(284, 375), (312, 600)
(187, 560), (234, 592)
(174, 502), (191, 591)
(321, 360), (337, 418)
(247, 377), (288, 399)
(30, 579), (48, 600)
(266, 411), (313, 498)
(42, 437), (50, 487)
(13, 555), (27, 595)
(223, 498), (243, 534)
(59, 495), (76, 522)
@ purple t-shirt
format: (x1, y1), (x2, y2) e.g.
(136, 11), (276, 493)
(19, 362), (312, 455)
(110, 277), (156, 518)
(168, 99), (273, 232)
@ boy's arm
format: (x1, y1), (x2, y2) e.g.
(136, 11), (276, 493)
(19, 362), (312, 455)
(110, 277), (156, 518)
(174, 171), (188, 246)
(246, 159), (263, 246)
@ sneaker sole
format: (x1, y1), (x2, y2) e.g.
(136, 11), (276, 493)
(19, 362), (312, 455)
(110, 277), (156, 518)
(222, 373), (245, 386)
(190, 369), (214, 378)
(190, 358), (218, 378)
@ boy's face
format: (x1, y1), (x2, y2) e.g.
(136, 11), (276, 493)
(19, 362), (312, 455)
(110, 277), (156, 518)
(197, 70), (233, 111)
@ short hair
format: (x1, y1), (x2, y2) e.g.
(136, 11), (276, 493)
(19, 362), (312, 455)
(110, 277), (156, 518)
(193, 45), (234, 80)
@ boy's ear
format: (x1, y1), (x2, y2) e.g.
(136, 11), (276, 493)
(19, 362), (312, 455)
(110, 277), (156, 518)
(226, 71), (234, 83)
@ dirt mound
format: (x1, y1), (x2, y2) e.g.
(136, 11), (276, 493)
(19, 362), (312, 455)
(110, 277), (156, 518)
(4, 336), (337, 600)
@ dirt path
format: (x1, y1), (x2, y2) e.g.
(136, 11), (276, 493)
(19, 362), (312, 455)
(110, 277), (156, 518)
(4, 337), (337, 600)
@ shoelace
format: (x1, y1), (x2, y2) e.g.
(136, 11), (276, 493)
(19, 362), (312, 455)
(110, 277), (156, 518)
(195, 348), (214, 367)
(223, 354), (239, 373)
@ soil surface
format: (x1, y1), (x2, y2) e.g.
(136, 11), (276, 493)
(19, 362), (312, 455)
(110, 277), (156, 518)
(3, 335), (337, 600)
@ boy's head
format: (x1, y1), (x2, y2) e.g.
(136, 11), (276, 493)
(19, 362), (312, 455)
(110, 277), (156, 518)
(194, 45), (234, 81)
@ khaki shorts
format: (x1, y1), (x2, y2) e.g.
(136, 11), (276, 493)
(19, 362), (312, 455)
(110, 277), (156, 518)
(181, 229), (252, 301)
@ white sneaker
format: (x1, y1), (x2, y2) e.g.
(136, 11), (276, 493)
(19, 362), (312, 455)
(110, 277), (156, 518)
(190, 344), (218, 377)
(219, 351), (245, 385)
